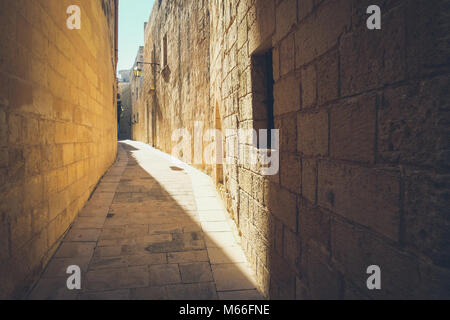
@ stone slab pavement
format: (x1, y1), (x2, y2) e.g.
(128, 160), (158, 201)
(28, 141), (264, 300)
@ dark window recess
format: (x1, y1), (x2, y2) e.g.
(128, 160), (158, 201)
(162, 35), (168, 67)
(251, 50), (274, 149)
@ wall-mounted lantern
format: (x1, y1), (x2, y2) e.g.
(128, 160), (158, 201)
(133, 61), (160, 78)
(133, 66), (142, 78)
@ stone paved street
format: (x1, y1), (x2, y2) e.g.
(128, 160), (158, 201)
(28, 141), (263, 300)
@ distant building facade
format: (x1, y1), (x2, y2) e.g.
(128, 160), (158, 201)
(118, 82), (132, 140)
(118, 69), (131, 83)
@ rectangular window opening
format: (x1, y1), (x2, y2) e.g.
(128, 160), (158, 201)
(162, 35), (168, 68)
(251, 49), (274, 149)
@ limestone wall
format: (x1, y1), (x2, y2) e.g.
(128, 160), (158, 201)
(137, 0), (212, 165)
(0, 0), (118, 298)
(130, 47), (147, 143)
(211, 0), (449, 299)
(138, 0), (450, 299)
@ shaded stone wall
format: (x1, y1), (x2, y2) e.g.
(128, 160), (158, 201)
(137, 0), (212, 163)
(138, 0), (450, 299)
(130, 46), (147, 143)
(0, 0), (118, 298)
(212, 0), (450, 299)
(119, 82), (132, 140)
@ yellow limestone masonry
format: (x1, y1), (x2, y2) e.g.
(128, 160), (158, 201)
(0, 0), (118, 298)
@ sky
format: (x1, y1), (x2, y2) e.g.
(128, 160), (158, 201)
(117, 0), (155, 76)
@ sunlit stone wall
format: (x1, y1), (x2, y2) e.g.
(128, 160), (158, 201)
(0, 0), (118, 298)
(138, 0), (213, 170)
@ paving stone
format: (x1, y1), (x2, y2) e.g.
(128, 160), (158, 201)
(85, 266), (149, 291)
(85, 269), (124, 292)
(207, 246), (247, 264)
(125, 266), (151, 289)
(89, 256), (128, 270)
(43, 257), (91, 278)
(128, 253), (167, 266)
(198, 212), (228, 222)
(126, 224), (149, 237)
(103, 216), (130, 227)
(128, 216), (182, 226)
(55, 242), (96, 259)
(166, 282), (218, 300)
(130, 287), (167, 300)
(212, 263), (257, 291)
(95, 183), (119, 193)
(128, 211), (183, 221)
(201, 221), (232, 232)
(149, 264), (181, 286)
(196, 198), (225, 211)
(218, 289), (265, 300)
(179, 262), (214, 283)
(135, 234), (173, 244)
(90, 193), (115, 204)
(94, 245), (130, 258)
(102, 176), (122, 183)
(99, 226), (126, 240)
(78, 207), (109, 218)
(97, 238), (136, 247)
(168, 250), (209, 264)
(79, 289), (130, 300)
(183, 223), (203, 232)
(65, 228), (101, 242)
(72, 217), (106, 229)
(204, 232), (238, 248)
(28, 278), (79, 300)
(144, 232), (205, 253)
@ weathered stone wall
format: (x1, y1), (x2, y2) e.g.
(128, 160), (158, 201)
(138, 0), (450, 299)
(0, 0), (118, 298)
(130, 46), (147, 143)
(212, 0), (450, 299)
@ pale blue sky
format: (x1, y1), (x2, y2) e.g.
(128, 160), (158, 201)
(117, 0), (155, 76)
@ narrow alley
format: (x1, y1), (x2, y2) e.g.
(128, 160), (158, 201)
(29, 141), (263, 300)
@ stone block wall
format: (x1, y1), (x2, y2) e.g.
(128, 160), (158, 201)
(0, 0), (118, 298)
(138, 0), (450, 299)
(130, 46), (146, 142)
(137, 0), (213, 168)
(214, 0), (449, 299)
